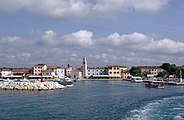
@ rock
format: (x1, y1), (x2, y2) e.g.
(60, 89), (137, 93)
(0, 81), (67, 91)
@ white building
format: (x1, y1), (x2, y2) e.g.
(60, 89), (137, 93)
(33, 64), (47, 75)
(56, 67), (65, 79)
(44, 66), (65, 79)
(1, 68), (12, 77)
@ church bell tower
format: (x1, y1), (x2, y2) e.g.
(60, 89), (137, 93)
(83, 56), (87, 78)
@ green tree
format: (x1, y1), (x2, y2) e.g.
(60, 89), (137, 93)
(161, 63), (179, 76)
(157, 71), (169, 77)
(130, 67), (142, 76)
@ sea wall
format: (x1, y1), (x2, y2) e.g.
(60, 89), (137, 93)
(0, 81), (66, 91)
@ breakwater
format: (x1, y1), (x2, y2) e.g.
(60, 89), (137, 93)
(0, 81), (66, 90)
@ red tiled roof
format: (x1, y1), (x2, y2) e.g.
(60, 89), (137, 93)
(137, 66), (161, 69)
(34, 64), (46, 67)
(106, 65), (127, 68)
(47, 66), (58, 69)
(1, 68), (11, 71)
(12, 68), (31, 73)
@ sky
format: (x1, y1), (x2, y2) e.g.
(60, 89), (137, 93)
(0, 0), (184, 68)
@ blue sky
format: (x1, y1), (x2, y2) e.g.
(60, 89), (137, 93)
(0, 0), (183, 68)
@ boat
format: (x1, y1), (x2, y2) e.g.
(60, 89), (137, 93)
(145, 81), (165, 89)
(54, 77), (73, 87)
(131, 76), (143, 83)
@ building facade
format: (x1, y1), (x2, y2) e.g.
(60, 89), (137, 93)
(12, 68), (31, 75)
(137, 66), (163, 77)
(1, 68), (12, 77)
(106, 65), (128, 78)
(70, 68), (83, 79)
(87, 67), (106, 78)
(56, 67), (65, 79)
(33, 64), (47, 75)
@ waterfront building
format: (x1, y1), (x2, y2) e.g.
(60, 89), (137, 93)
(47, 66), (57, 73)
(56, 67), (65, 79)
(82, 56), (88, 78)
(33, 64), (47, 75)
(87, 67), (106, 78)
(65, 66), (76, 78)
(121, 69), (131, 79)
(0, 68), (12, 77)
(44, 66), (65, 79)
(42, 70), (53, 76)
(70, 68), (83, 79)
(137, 66), (163, 77)
(106, 65), (128, 79)
(12, 68), (31, 76)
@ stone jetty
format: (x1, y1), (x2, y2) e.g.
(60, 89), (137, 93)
(0, 81), (66, 91)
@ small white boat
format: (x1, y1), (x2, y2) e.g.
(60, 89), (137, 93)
(131, 76), (143, 83)
(54, 77), (73, 87)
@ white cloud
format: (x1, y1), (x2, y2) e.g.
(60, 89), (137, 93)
(42, 30), (57, 45)
(41, 30), (94, 48)
(0, 0), (169, 18)
(1, 30), (184, 67)
(1, 36), (30, 46)
(130, 0), (169, 12)
(105, 32), (184, 55)
(62, 30), (94, 48)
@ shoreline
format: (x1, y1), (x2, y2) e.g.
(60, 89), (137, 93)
(80, 78), (123, 81)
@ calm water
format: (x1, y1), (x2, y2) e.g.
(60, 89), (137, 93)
(0, 81), (184, 120)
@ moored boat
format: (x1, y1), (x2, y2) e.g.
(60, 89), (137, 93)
(145, 82), (165, 89)
(131, 76), (143, 83)
(54, 77), (73, 87)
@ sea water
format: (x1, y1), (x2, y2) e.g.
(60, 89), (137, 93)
(0, 81), (184, 120)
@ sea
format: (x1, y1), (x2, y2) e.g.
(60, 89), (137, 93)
(0, 80), (184, 120)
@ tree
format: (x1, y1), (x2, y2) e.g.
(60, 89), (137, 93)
(157, 71), (168, 77)
(161, 63), (179, 76)
(130, 67), (142, 76)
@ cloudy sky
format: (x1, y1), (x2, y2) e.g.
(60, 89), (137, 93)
(0, 0), (184, 68)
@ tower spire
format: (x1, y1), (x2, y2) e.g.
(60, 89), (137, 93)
(83, 56), (87, 78)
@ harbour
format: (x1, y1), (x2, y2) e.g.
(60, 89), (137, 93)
(0, 1), (183, 120)
(0, 80), (184, 120)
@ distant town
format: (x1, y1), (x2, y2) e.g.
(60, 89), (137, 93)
(0, 56), (184, 81)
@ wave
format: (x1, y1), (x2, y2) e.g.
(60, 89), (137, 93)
(124, 95), (184, 120)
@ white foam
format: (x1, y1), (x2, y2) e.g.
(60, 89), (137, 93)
(125, 95), (184, 120)
(174, 115), (183, 120)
